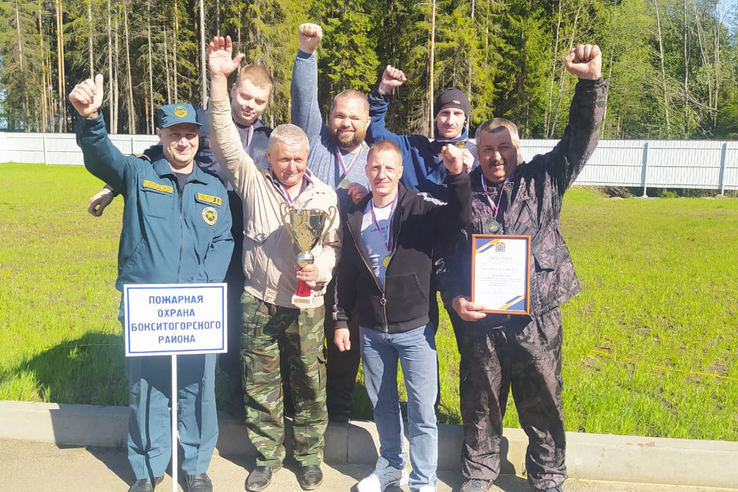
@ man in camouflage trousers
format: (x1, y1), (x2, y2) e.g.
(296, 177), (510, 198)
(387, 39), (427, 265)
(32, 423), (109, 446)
(207, 36), (340, 491)
(438, 44), (608, 492)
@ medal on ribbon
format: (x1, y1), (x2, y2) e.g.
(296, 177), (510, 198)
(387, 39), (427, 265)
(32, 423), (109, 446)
(481, 173), (511, 234)
(370, 194), (399, 270)
(335, 147), (362, 190)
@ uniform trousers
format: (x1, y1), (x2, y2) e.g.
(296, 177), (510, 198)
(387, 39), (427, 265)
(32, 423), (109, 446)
(240, 291), (327, 467)
(451, 307), (567, 491)
(125, 354), (218, 480)
(120, 303), (218, 480)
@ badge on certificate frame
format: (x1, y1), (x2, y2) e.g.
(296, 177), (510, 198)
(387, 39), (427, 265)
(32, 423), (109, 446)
(471, 234), (531, 315)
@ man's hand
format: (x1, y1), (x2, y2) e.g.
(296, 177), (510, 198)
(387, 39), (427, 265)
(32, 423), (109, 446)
(295, 263), (319, 288)
(209, 36), (244, 101)
(378, 65), (407, 94)
(440, 144), (465, 175)
(452, 295), (487, 322)
(88, 187), (114, 216)
(69, 74), (104, 119)
(298, 23), (323, 54)
(334, 327), (351, 352)
(348, 182), (369, 204)
(461, 148), (474, 174)
(564, 44), (602, 80)
(208, 35), (244, 78)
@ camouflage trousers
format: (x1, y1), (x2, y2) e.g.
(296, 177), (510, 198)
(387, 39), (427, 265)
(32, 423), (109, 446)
(451, 306), (567, 491)
(240, 291), (328, 467)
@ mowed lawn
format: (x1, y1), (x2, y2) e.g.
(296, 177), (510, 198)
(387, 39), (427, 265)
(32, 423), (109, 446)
(1, 162), (737, 441)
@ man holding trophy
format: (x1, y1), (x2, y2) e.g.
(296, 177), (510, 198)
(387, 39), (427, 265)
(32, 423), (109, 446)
(207, 36), (340, 491)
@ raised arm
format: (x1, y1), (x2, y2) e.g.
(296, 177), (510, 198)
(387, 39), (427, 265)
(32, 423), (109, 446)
(70, 74), (132, 191)
(543, 44), (608, 194)
(207, 36), (257, 193)
(434, 144), (472, 238)
(290, 23), (325, 143)
(366, 65), (410, 148)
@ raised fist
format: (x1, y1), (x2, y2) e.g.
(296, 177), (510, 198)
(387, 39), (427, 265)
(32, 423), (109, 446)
(378, 65), (407, 94)
(440, 143), (465, 175)
(69, 74), (104, 119)
(564, 44), (602, 80)
(298, 23), (323, 54)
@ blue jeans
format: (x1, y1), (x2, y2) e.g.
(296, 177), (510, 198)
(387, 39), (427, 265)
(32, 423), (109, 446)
(360, 324), (438, 490)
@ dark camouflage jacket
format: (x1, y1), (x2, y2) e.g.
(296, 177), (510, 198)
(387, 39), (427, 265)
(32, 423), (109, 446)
(438, 78), (608, 323)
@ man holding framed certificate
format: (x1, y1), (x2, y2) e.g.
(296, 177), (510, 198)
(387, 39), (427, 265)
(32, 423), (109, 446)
(438, 44), (608, 492)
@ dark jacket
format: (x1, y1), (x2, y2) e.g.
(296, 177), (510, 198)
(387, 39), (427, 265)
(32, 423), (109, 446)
(334, 171), (471, 333)
(438, 78), (609, 324)
(366, 88), (477, 201)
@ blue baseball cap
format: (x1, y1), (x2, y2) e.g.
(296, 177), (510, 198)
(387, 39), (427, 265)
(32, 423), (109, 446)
(157, 103), (202, 129)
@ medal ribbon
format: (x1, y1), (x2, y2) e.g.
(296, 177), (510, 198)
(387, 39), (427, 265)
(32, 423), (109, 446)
(234, 119), (255, 152)
(243, 124), (254, 152)
(275, 174), (313, 210)
(481, 173), (511, 219)
(369, 193), (399, 255)
(334, 147), (362, 183)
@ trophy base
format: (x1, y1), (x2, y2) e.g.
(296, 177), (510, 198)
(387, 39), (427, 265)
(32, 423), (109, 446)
(292, 294), (314, 306)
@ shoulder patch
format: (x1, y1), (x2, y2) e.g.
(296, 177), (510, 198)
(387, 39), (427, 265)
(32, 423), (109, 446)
(142, 179), (173, 194)
(196, 193), (223, 207)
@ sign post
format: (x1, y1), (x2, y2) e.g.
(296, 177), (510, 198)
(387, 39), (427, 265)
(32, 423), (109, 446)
(123, 283), (227, 492)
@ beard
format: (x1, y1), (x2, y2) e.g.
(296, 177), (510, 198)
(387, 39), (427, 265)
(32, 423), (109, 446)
(331, 126), (366, 150)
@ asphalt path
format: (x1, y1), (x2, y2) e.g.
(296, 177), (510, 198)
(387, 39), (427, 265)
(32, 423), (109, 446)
(1, 439), (735, 492)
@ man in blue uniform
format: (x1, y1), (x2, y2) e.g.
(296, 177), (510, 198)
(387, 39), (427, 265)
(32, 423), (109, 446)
(70, 74), (233, 492)
(86, 64), (274, 417)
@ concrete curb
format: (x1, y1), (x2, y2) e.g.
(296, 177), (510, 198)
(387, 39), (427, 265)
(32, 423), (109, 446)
(1, 400), (736, 488)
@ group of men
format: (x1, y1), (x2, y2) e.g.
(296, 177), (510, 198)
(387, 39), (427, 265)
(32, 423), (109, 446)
(71, 21), (607, 492)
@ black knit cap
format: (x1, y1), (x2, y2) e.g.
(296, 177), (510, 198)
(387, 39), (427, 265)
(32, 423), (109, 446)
(433, 87), (470, 121)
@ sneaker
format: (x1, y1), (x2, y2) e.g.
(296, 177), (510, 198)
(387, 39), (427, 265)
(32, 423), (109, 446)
(356, 456), (409, 492)
(416, 485), (435, 492)
(460, 478), (491, 492)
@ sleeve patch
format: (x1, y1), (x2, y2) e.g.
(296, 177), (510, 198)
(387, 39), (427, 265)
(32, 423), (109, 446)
(142, 180), (173, 194)
(196, 193), (223, 207)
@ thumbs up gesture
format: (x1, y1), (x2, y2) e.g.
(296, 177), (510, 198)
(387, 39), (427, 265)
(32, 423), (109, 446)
(69, 74), (105, 119)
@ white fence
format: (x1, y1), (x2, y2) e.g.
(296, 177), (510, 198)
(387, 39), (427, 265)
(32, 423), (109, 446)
(0, 132), (159, 166)
(1, 132), (737, 193)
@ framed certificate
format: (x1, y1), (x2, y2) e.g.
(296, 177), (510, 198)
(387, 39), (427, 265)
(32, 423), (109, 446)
(471, 235), (531, 315)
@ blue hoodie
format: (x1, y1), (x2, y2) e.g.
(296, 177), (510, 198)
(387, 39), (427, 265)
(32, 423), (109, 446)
(366, 89), (477, 201)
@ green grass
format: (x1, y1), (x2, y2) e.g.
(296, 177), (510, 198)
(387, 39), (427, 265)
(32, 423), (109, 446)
(1, 163), (737, 441)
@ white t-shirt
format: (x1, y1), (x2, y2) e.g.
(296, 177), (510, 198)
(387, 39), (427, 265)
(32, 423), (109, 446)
(360, 199), (396, 290)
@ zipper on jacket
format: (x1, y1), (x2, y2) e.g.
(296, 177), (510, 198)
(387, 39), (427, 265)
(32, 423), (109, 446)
(380, 210), (403, 332)
(176, 180), (184, 282)
(346, 218), (389, 332)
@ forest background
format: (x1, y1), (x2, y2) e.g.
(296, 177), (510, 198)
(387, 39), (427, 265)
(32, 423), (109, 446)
(1, 0), (737, 141)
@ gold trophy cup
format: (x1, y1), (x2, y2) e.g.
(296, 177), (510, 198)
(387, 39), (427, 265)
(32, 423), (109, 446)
(280, 203), (338, 305)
